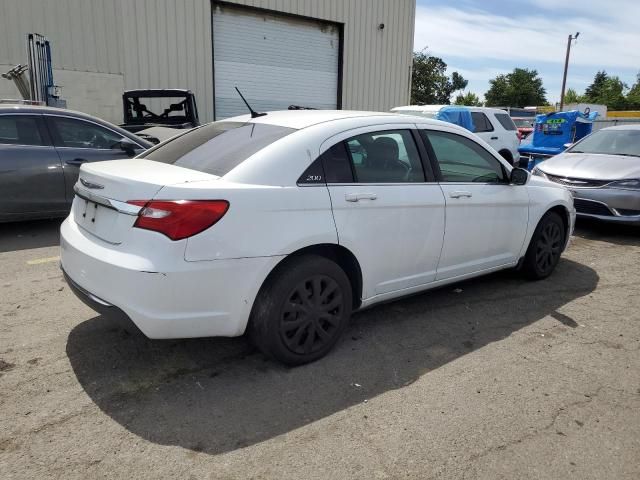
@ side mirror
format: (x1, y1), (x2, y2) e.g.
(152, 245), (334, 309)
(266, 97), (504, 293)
(563, 142), (574, 149)
(116, 138), (138, 157)
(510, 167), (529, 186)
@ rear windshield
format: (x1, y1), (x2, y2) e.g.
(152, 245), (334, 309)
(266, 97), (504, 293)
(513, 118), (534, 128)
(139, 121), (296, 176)
(494, 113), (517, 131)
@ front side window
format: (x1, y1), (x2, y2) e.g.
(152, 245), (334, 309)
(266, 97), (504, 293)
(141, 121), (296, 176)
(0, 115), (45, 146)
(344, 130), (425, 183)
(51, 117), (123, 149)
(471, 112), (494, 133)
(423, 130), (506, 183)
(495, 113), (517, 131)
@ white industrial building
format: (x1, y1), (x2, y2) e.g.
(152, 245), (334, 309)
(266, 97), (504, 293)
(0, 0), (416, 124)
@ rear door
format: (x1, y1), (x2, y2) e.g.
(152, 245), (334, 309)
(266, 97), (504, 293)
(471, 111), (498, 146)
(45, 115), (146, 204)
(0, 113), (67, 217)
(321, 125), (446, 299)
(419, 128), (529, 280)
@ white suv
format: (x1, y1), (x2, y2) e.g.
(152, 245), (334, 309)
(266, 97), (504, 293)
(391, 105), (520, 165)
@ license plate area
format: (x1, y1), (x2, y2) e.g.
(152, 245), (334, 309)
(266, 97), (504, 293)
(73, 197), (126, 244)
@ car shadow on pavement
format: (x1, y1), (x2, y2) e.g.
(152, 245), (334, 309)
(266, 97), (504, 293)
(66, 258), (598, 455)
(0, 219), (62, 253)
(574, 219), (640, 247)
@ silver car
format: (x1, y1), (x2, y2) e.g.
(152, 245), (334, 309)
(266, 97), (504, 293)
(0, 104), (152, 222)
(532, 125), (640, 225)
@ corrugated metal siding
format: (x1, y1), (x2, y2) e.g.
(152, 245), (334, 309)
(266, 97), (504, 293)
(119, 0), (215, 123)
(0, 0), (123, 74)
(1, 0), (415, 123)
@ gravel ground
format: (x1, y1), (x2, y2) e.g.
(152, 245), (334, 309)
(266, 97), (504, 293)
(1, 219), (639, 479)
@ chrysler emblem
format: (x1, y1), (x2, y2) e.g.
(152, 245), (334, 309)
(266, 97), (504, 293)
(80, 178), (104, 190)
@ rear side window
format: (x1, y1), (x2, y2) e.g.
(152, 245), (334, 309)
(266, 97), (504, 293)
(140, 121), (296, 176)
(0, 115), (45, 146)
(494, 113), (517, 131)
(471, 112), (494, 133)
(49, 116), (124, 149)
(297, 142), (355, 185)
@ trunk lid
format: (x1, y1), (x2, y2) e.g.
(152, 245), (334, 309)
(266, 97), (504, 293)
(73, 159), (217, 244)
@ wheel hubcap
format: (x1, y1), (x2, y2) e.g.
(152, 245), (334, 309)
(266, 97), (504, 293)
(280, 275), (344, 355)
(535, 222), (562, 273)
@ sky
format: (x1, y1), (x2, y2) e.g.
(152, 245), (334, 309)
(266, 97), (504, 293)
(414, 0), (640, 104)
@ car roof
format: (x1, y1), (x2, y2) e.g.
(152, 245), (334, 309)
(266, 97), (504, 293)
(224, 109), (457, 130)
(0, 103), (110, 121)
(390, 105), (508, 115)
(601, 124), (640, 131)
(0, 103), (153, 147)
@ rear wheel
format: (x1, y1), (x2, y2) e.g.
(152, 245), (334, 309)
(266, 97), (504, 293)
(249, 255), (352, 365)
(521, 211), (565, 280)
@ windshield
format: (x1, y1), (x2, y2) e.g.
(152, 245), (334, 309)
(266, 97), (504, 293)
(138, 121), (296, 176)
(568, 129), (640, 157)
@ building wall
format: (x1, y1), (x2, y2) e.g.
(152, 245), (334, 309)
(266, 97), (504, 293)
(1, 0), (416, 123)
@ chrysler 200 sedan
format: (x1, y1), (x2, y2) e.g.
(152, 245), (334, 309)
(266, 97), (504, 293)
(61, 111), (575, 365)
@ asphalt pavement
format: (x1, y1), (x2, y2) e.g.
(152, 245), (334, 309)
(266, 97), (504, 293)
(1, 219), (638, 479)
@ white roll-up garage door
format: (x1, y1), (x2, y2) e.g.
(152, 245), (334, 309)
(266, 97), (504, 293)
(212, 5), (340, 120)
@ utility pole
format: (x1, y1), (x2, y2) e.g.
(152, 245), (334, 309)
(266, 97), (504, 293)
(559, 32), (580, 111)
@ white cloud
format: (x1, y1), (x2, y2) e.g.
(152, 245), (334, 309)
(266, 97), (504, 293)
(414, 2), (640, 70)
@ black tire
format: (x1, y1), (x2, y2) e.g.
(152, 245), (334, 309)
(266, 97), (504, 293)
(521, 211), (565, 280)
(499, 150), (514, 165)
(248, 255), (353, 366)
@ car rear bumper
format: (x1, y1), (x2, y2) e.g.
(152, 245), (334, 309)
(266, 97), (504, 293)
(60, 217), (283, 339)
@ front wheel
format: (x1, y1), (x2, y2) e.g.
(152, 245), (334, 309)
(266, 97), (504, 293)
(521, 211), (565, 280)
(248, 255), (352, 366)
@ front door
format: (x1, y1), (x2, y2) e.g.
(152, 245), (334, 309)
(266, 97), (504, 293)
(420, 129), (529, 280)
(0, 114), (66, 217)
(45, 115), (144, 204)
(321, 125), (446, 299)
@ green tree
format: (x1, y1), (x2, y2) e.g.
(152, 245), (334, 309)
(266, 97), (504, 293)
(454, 91), (483, 106)
(626, 73), (640, 109)
(583, 71), (629, 109)
(411, 51), (468, 104)
(584, 71), (608, 99)
(484, 68), (547, 107)
(563, 88), (585, 105)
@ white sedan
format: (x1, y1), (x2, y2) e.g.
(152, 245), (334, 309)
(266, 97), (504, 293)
(61, 110), (575, 365)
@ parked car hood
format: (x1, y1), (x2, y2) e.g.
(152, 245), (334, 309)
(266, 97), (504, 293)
(538, 152), (640, 180)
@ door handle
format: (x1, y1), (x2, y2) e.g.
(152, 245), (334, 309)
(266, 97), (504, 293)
(345, 193), (377, 202)
(449, 191), (472, 199)
(490, 136), (499, 140)
(65, 158), (87, 166)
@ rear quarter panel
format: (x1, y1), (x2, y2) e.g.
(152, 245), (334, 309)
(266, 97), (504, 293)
(155, 180), (338, 261)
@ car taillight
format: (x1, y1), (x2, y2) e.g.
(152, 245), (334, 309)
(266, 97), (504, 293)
(126, 200), (229, 240)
